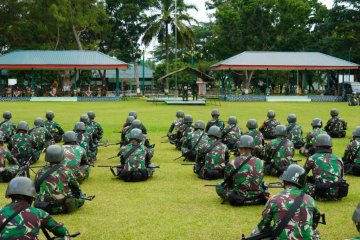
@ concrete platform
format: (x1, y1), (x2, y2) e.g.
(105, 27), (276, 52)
(30, 97), (77, 102)
(165, 100), (206, 105)
(147, 97), (206, 102)
(266, 96), (311, 102)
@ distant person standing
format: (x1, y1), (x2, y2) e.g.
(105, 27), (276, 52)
(182, 85), (189, 101)
(192, 84), (198, 101)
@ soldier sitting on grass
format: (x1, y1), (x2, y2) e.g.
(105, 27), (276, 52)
(205, 109), (225, 132)
(259, 110), (280, 140)
(221, 116), (242, 152)
(300, 118), (326, 157)
(29, 117), (54, 163)
(343, 127), (360, 176)
(0, 111), (16, 143)
(0, 131), (19, 182)
(324, 108), (347, 138)
(44, 111), (64, 143)
(167, 110), (185, 145)
(285, 113), (304, 149)
(181, 120), (208, 162)
(243, 119), (265, 159)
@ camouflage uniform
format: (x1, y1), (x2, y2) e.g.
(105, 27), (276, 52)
(0, 200), (69, 239)
(324, 116), (347, 138)
(343, 137), (360, 175)
(168, 118), (183, 145)
(62, 144), (90, 183)
(205, 119), (225, 132)
(244, 129), (265, 158)
(221, 125), (242, 151)
(259, 118), (280, 140)
(194, 139), (229, 179)
(256, 186), (320, 239)
(118, 143), (154, 182)
(75, 131), (96, 163)
(34, 164), (84, 214)
(178, 123), (194, 148)
(29, 126), (54, 162)
(44, 120), (64, 143)
(304, 150), (346, 200)
(89, 119), (103, 141)
(0, 120), (16, 143)
(0, 145), (19, 182)
(300, 128), (326, 157)
(264, 137), (295, 176)
(85, 124), (98, 161)
(286, 123), (304, 149)
(8, 133), (35, 164)
(216, 153), (268, 205)
(181, 129), (209, 161)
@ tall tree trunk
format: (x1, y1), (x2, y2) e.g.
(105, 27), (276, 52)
(72, 24), (83, 50)
(165, 22), (169, 91)
(134, 58), (140, 95)
(244, 70), (254, 94)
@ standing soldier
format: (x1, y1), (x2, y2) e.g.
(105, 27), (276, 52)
(216, 135), (268, 206)
(194, 126), (229, 180)
(117, 129), (156, 182)
(181, 120), (208, 161)
(300, 118), (326, 157)
(8, 121), (35, 166)
(259, 110), (280, 140)
(0, 177), (70, 239)
(167, 110), (185, 144)
(343, 127), (360, 175)
(44, 111), (64, 143)
(286, 113), (304, 149)
(263, 125), (295, 176)
(0, 111), (16, 143)
(0, 131), (19, 182)
(243, 119), (265, 159)
(34, 145), (86, 214)
(221, 116), (242, 152)
(88, 111), (103, 141)
(249, 165), (321, 239)
(324, 108), (347, 138)
(205, 109), (225, 132)
(29, 117), (54, 163)
(177, 115), (194, 149)
(62, 131), (90, 183)
(304, 134), (348, 201)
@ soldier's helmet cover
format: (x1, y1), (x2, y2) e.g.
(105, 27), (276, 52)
(280, 164), (306, 188)
(45, 145), (65, 163)
(208, 126), (221, 138)
(6, 177), (36, 198)
(237, 135), (254, 149)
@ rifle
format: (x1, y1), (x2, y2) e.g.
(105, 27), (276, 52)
(30, 165), (46, 169)
(181, 163), (195, 165)
(99, 142), (121, 147)
(17, 157), (34, 177)
(173, 155), (185, 160)
(50, 232), (80, 240)
(79, 194), (95, 201)
(161, 136), (168, 138)
(113, 131), (122, 133)
(107, 155), (118, 160)
(204, 184), (217, 187)
(264, 182), (284, 188)
(291, 159), (303, 163)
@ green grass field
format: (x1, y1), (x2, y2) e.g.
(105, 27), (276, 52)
(0, 100), (359, 240)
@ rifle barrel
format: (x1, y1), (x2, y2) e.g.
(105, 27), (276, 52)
(204, 184), (217, 187)
(181, 163), (195, 165)
(97, 165), (120, 168)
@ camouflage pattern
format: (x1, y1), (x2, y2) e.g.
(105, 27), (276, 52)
(89, 120), (103, 140)
(75, 131), (96, 163)
(181, 129), (209, 161)
(84, 124), (98, 161)
(259, 118), (280, 140)
(0, 200), (69, 239)
(300, 128), (326, 157)
(304, 150), (345, 200)
(177, 123), (194, 148)
(121, 125), (132, 146)
(0, 120), (16, 143)
(286, 123), (304, 148)
(62, 144), (90, 183)
(324, 116), (347, 138)
(44, 120), (64, 143)
(244, 129), (265, 158)
(167, 118), (184, 145)
(34, 164), (84, 214)
(216, 153), (268, 205)
(8, 133), (35, 164)
(263, 137), (295, 176)
(343, 138), (360, 175)
(256, 186), (320, 240)
(0, 145), (19, 182)
(205, 118), (225, 132)
(221, 124), (242, 151)
(30, 126), (54, 162)
(194, 139), (229, 179)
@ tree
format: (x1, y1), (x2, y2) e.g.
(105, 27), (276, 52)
(142, 0), (197, 90)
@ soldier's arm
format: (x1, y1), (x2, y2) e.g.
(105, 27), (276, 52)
(342, 144), (352, 163)
(257, 200), (274, 231)
(56, 123), (64, 135)
(39, 210), (69, 237)
(304, 158), (314, 174)
(5, 149), (18, 165)
(224, 147), (230, 164)
(168, 122), (175, 133)
(96, 123), (104, 138)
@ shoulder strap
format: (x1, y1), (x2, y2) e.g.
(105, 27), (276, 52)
(0, 203), (29, 233)
(271, 138), (287, 159)
(224, 155), (253, 185)
(271, 193), (305, 238)
(205, 140), (221, 154)
(35, 165), (62, 192)
(123, 144), (141, 161)
(352, 145), (360, 160)
(191, 132), (205, 151)
(288, 124), (296, 134)
(222, 125), (236, 139)
(0, 120), (7, 128)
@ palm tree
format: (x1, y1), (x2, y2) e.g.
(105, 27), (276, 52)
(142, 0), (197, 90)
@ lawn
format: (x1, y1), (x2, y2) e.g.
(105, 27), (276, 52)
(0, 99), (358, 240)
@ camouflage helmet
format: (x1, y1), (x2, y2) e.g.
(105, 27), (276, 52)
(126, 116), (135, 124)
(3, 111), (12, 120)
(5, 177), (36, 198)
(45, 145), (65, 163)
(128, 111), (137, 119)
(46, 111), (54, 120)
(176, 110), (185, 118)
(80, 114), (89, 123)
(228, 116), (237, 125)
(311, 118), (322, 128)
(183, 115), (193, 123)
(34, 117), (44, 127)
(237, 135), (254, 149)
(87, 111), (96, 120)
(207, 126), (221, 138)
(330, 108), (339, 117)
(267, 110), (276, 118)
(246, 119), (258, 130)
(0, 131), (5, 142)
(352, 126), (360, 137)
(280, 164), (307, 188)
(17, 121), (29, 132)
(131, 119), (142, 129)
(63, 131), (77, 143)
(194, 120), (205, 130)
(74, 122), (86, 131)
(211, 109), (220, 116)
(129, 128), (143, 142)
(287, 114), (297, 123)
(315, 134), (333, 147)
(275, 125), (287, 137)
(352, 203), (360, 232)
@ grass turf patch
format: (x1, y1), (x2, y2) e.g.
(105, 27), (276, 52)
(0, 100), (358, 239)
